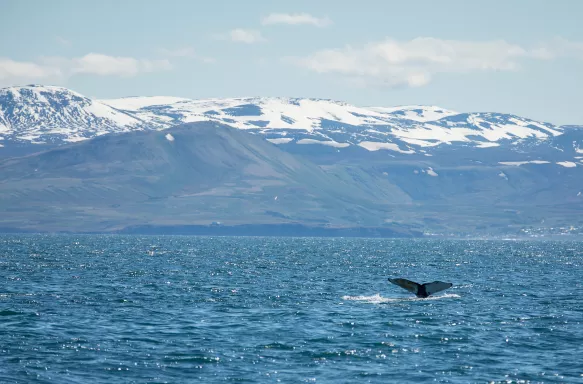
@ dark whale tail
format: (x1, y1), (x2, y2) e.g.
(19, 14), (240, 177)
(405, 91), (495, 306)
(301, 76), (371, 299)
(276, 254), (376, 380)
(388, 278), (452, 298)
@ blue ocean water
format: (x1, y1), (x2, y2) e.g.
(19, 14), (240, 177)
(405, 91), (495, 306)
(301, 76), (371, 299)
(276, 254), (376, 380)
(0, 235), (582, 383)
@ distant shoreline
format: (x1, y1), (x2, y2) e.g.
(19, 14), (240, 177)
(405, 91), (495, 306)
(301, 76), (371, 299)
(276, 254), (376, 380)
(1, 224), (583, 240)
(0, 223), (419, 238)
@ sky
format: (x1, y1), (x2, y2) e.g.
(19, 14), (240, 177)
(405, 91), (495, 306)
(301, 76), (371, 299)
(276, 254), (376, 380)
(1, 0), (582, 125)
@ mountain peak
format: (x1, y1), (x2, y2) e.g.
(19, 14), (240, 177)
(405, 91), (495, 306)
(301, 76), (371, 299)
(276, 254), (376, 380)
(1, 84), (85, 96)
(0, 84), (569, 153)
(0, 85), (144, 144)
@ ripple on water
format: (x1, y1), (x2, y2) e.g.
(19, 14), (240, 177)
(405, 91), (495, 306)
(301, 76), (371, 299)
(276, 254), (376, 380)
(0, 235), (582, 383)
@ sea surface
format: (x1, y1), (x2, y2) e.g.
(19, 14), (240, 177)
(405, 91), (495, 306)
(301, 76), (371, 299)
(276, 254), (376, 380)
(0, 235), (582, 383)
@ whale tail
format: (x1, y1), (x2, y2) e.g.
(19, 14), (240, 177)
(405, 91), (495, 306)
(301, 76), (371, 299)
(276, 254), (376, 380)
(388, 278), (452, 298)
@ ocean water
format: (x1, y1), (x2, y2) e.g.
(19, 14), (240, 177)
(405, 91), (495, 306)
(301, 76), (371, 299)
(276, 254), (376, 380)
(0, 235), (582, 383)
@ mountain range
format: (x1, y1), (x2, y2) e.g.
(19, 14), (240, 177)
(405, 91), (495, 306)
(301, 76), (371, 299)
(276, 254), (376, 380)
(1, 84), (582, 237)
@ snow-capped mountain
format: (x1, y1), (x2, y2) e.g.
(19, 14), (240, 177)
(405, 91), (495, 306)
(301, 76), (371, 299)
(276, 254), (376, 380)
(0, 85), (146, 146)
(0, 85), (579, 162)
(98, 94), (583, 167)
(2, 85), (583, 236)
(100, 95), (564, 151)
(101, 95), (460, 129)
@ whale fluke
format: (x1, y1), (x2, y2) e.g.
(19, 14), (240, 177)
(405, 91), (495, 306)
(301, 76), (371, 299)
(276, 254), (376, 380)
(388, 278), (452, 298)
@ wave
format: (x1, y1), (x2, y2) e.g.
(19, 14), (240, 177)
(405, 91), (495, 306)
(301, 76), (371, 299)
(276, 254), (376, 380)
(341, 293), (460, 304)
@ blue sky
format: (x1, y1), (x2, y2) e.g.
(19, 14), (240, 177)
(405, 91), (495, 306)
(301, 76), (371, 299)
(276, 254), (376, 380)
(1, 0), (582, 124)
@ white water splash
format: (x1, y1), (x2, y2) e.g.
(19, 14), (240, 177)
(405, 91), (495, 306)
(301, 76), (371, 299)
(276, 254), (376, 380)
(342, 293), (460, 304)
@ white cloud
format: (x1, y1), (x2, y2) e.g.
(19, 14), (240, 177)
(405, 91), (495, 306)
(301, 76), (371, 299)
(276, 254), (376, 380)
(157, 47), (216, 63)
(138, 58), (173, 73)
(0, 53), (172, 86)
(222, 29), (267, 44)
(0, 58), (62, 81)
(532, 37), (583, 60)
(231, 29), (267, 43)
(71, 53), (171, 77)
(290, 36), (583, 88)
(261, 13), (332, 27)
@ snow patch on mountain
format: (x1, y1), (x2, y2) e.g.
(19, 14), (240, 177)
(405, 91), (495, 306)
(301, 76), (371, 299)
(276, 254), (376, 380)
(358, 141), (416, 153)
(84, 101), (139, 126)
(101, 96), (191, 110)
(267, 138), (293, 144)
(557, 161), (577, 168)
(476, 142), (501, 148)
(296, 138), (350, 148)
(499, 160), (551, 166)
(426, 167), (439, 176)
(368, 105), (458, 122)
